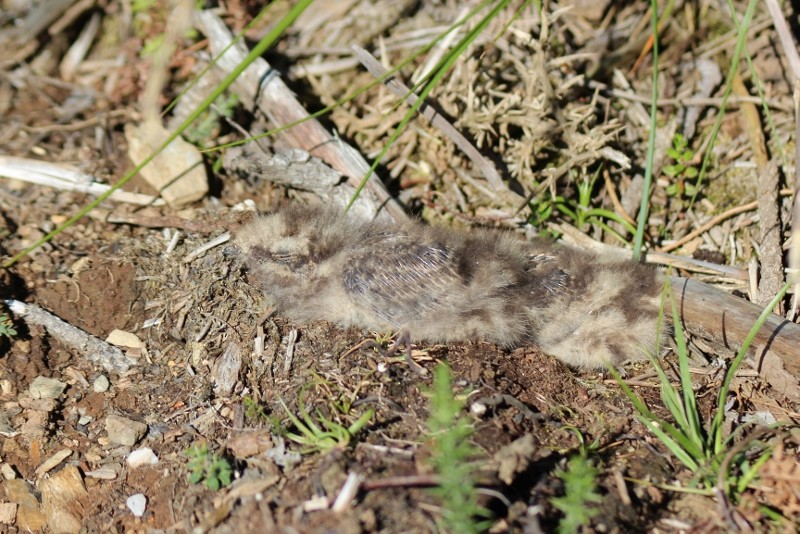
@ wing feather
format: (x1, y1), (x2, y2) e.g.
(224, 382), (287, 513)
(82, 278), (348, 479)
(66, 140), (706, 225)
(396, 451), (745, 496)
(342, 235), (460, 327)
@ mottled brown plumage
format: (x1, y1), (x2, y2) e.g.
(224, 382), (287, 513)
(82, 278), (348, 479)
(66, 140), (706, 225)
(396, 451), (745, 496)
(233, 204), (664, 369)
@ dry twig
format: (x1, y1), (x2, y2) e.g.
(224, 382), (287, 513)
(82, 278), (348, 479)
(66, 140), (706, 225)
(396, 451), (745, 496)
(5, 299), (137, 374)
(194, 10), (407, 223)
(351, 45), (519, 203)
(0, 156), (165, 206)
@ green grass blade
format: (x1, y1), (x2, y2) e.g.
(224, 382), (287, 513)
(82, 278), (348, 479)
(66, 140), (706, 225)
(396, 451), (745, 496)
(583, 208), (638, 235)
(735, 446), (772, 494)
(279, 398), (317, 441)
(346, 0), (513, 210)
(710, 282), (790, 453)
(608, 362), (704, 465)
(687, 0), (757, 209)
(669, 288), (705, 449)
(347, 408), (375, 435)
(637, 417), (699, 472)
(162, 6), (275, 118)
(632, 0), (661, 261)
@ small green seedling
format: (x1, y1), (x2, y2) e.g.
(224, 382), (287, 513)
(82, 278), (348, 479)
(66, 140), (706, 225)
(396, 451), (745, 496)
(552, 429), (602, 534)
(663, 133), (699, 199)
(184, 93), (240, 148)
(279, 394), (374, 454)
(242, 396), (286, 435)
(426, 363), (491, 534)
(0, 314), (17, 338)
(530, 168), (637, 244)
(185, 442), (233, 491)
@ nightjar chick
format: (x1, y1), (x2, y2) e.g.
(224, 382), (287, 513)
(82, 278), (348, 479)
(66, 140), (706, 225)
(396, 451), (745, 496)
(233, 204), (664, 369)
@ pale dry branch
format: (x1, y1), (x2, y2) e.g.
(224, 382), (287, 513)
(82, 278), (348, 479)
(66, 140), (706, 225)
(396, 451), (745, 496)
(0, 156), (165, 206)
(194, 10), (407, 223)
(5, 299), (137, 374)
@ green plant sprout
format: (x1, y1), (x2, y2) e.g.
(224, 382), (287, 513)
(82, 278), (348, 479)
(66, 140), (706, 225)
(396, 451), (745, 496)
(609, 279), (789, 504)
(551, 427), (602, 533)
(303, 370), (373, 417)
(372, 331), (396, 346)
(0, 314), (17, 338)
(426, 363), (491, 534)
(243, 395), (268, 422)
(531, 168), (637, 244)
(184, 93), (240, 148)
(663, 133), (699, 200)
(243, 395), (285, 435)
(185, 442), (233, 491)
(279, 393), (374, 454)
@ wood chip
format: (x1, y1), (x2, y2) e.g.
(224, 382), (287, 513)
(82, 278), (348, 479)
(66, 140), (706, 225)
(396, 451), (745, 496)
(212, 342), (242, 397)
(40, 465), (88, 534)
(125, 122), (209, 208)
(83, 468), (118, 480)
(34, 449), (73, 477)
(3, 479), (46, 531)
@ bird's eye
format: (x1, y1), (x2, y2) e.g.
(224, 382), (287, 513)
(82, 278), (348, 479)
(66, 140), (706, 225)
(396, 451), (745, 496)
(272, 252), (295, 264)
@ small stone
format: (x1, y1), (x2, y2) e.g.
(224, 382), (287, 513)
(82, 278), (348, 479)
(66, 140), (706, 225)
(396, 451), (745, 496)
(84, 451), (102, 463)
(0, 502), (16, 524)
(0, 463), (17, 480)
(62, 367), (88, 388)
(105, 415), (147, 446)
(18, 397), (56, 411)
(84, 467), (118, 480)
(227, 430), (273, 459)
(125, 122), (208, 207)
(470, 401), (487, 417)
(19, 411), (48, 438)
(92, 375), (110, 393)
(105, 330), (144, 349)
(28, 377), (66, 400)
(126, 448), (159, 469)
(126, 493), (146, 517)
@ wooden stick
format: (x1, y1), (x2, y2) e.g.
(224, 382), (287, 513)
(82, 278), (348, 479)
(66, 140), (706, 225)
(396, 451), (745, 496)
(659, 202), (758, 253)
(351, 45), (517, 200)
(5, 299), (136, 374)
(0, 156), (165, 206)
(194, 11), (407, 223)
(671, 277), (800, 401)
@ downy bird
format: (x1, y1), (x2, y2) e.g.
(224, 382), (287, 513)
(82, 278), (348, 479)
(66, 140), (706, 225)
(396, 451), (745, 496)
(233, 204), (664, 369)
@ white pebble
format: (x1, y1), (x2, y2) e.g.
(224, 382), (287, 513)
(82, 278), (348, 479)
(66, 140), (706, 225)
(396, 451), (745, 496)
(126, 447), (159, 469)
(126, 493), (147, 517)
(93, 375), (110, 392)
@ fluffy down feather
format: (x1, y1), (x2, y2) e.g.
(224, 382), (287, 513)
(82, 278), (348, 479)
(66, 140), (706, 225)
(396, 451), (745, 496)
(233, 204), (664, 369)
